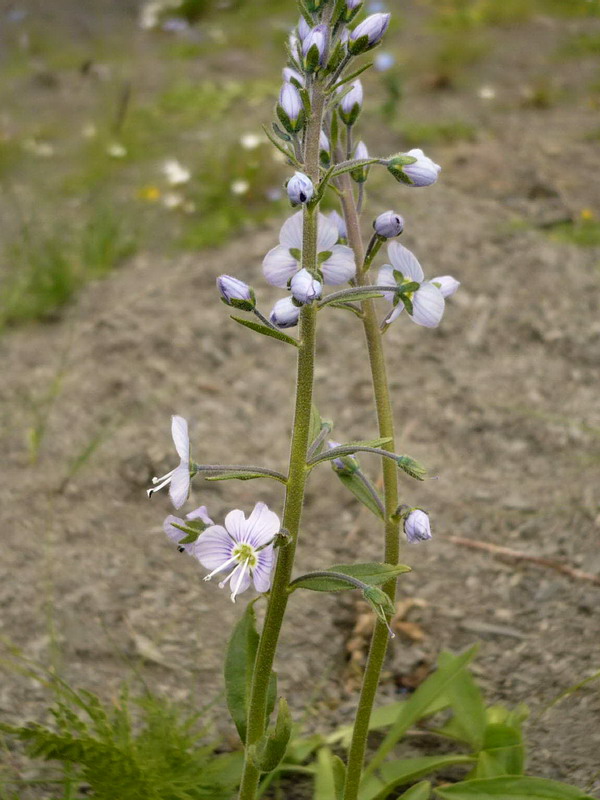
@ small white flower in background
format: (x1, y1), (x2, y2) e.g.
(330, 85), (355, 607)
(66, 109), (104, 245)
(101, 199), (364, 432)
(270, 296), (301, 328)
(378, 242), (459, 328)
(147, 415), (192, 509)
(162, 158), (190, 186)
(107, 142), (127, 159)
(81, 123), (97, 139)
(196, 502), (279, 602)
(164, 506), (214, 555)
(290, 268), (322, 304)
(163, 192), (184, 210)
(240, 132), (261, 150)
(23, 139), (55, 157)
(478, 85), (496, 100)
(231, 179), (250, 196)
(404, 509), (432, 543)
(263, 211), (356, 288)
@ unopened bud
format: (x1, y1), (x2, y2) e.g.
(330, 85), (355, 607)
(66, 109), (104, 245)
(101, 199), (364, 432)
(387, 148), (441, 187)
(287, 171), (314, 206)
(374, 210), (404, 239)
(302, 24), (328, 71)
(278, 82), (304, 134)
(297, 16), (311, 41)
(327, 440), (359, 476)
(349, 12), (391, 54)
(404, 509), (432, 543)
(290, 269), (322, 304)
(339, 79), (363, 126)
(343, 0), (363, 22)
(217, 275), (255, 311)
(352, 140), (370, 183)
(431, 275), (460, 298)
(283, 66), (305, 87)
(270, 296), (301, 329)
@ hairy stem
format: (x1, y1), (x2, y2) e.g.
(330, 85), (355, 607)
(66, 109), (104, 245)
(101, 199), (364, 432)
(339, 174), (401, 800)
(237, 80), (327, 800)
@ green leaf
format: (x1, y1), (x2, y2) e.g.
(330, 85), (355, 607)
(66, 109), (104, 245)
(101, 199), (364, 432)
(315, 747), (346, 800)
(224, 605), (259, 743)
(230, 315), (299, 347)
(291, 563), (411, 593)
(249, 698), (292, 773)
(398, 782), (432, 800)
(472, 724), (524, 778)
(437, 653), (486, 751)
(347, 437), (393, 449)
(360, 757), (475, 800)
(365, 647), (479, 778)
(321, 289), (385, 306)
(337, 472), (385, 519)
(433, 776), (597, 800)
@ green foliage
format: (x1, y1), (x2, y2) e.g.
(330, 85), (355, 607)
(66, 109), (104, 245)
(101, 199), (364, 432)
(249, 698), (292, 773)
(2, 684), (242, 799)
(547, 218), (600, 247)
(290, 563), (411, 593)
(230, 315), (300, 347)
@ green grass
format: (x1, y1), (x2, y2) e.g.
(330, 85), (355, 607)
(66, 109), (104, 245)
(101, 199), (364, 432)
(547, 217), (600, 247)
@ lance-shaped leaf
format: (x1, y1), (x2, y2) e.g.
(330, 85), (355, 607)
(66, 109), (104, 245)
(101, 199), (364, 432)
(290, 563), (411, 593)
(359, 757), (475, 800)
(337, 471), (385, 519)
(315, 747), (346, 800)
(224, 605), (277, 744)
(434, 776), (597, 800)
(398, 782), (432, 800)
(249, 698), (292, 773)
(206, 471), (279, 483)
(433, 652), (486, 751)
(230, 315), (299, 347)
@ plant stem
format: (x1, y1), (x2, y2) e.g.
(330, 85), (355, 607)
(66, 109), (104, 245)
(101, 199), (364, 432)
(237, 79), (327, 800)
(338, 174), (401, 800)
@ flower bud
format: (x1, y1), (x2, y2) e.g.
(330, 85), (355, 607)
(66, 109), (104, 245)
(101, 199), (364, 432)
(352, 140), (370, 183)
(270, 296), (301, 328)
(339, 79), (363, 126)
(283, 66), (305, 87)
(329, 210), (348, 241)
(327, 440), (359, 476)
(404, 509), (432, 543)
(374, 210), (404, 239)
(319, 129), (331, 165)
(387, 148), (441, 187)
(349, 12), (391, 54)
(343, 0), (363, 21)
(302, 24), (328, 71)
(287, 171), (314, 206)
(217, 275), (255, 311)
(431, 275), (460, 298)
(297, 16), (311, 41)
(290, 269), (322, 304)
(278, 82), (304, 133)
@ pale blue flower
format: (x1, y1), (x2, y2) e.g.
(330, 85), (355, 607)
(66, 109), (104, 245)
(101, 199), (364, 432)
(269, 296), (301, 328)
(374, 210), (404, 238)
(290, 268), (322, 304)
(196, 502), (279, 602)
(287, 171), (314, 205)
(164, 506), (214, 555)
(404, 509), (432, 543)
(147, 416), (192, 509)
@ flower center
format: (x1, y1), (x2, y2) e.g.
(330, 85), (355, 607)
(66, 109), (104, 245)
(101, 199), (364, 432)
(233, 543), (258, 568)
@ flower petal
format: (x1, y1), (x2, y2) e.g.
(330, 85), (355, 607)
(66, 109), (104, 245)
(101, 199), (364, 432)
(387, 304), (404, 324)
(252, 547), (275, 593)
(317, 212), (339, 252)
(431, 275), (460, 298)
(377, 264), (397, 302)
(224, 508), (247, 543)
(163, 515), (187, 544)
(410, 283), (445, 327)
(388, 242), (424, 283)
(262, 245), (298, 288)
(171, 415), (189, 461)
(279, 211), (304, 250)
(186, 505), (213, 525)
(244, 502), (281, 548)
(169, 463), (190, 509)
(321, 245), (356, 285)
(195, 525), (235, 571)
(224, 564), (252, 598)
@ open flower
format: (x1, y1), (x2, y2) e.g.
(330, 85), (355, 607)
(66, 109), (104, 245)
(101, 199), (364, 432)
(163, 506), (214, 555)
(196, 502), (279, 602)
(147, 415), (192, 509)
(263, 212), (355, 288)
(377, 242), (455, 328)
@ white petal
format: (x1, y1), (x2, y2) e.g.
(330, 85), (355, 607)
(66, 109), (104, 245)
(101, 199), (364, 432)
(195, 526), (235, 571)
(431, 275), (460, 298)
(224, 508), (247, 543)
(163, 515), (186, 545)
(270, 296), (301, 328)
(224, 565), (252, 599)
(387, 304), (404, 324)
(169, 463), (190, 509)
(321, 245), (356, 285)
(244, 502), (281, 548)
(377, 264), (397, 302)
(171, 415), (189, 461)
(279, 211), (304, 250)
(388, 242), (424, 283)
(410, 283), (445, 328)
(316, 212), (339, 252)
(262, 245), (298, 288)
(186, 505), (213, 525)
(253, 547), (275, 593)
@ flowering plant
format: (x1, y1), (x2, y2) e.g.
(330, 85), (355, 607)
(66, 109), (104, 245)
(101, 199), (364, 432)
(146, 3), (595, 800)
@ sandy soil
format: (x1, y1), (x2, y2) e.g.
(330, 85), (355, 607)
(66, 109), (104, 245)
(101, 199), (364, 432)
(1, 3), (599, 797)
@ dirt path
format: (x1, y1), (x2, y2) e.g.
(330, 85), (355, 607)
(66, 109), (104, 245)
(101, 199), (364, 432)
(1, 3), (600, 796)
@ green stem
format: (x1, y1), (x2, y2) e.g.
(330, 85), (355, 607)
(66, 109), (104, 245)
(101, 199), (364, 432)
(339, 174), (401, 800)
(237, 78), (327, 800)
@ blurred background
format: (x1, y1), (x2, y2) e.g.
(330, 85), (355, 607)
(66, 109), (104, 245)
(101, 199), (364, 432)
(1, 0), (599, 795)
